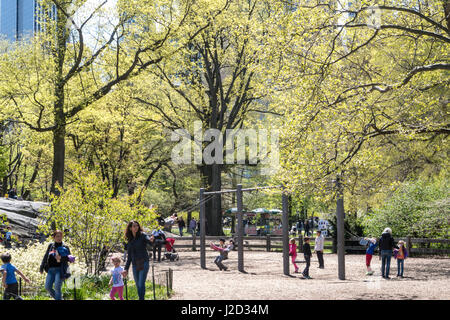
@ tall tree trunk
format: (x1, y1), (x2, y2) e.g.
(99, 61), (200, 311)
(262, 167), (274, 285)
(200, 163), (223, 236)
(50, 4), (68, 196)
(51, 115), (66, 196)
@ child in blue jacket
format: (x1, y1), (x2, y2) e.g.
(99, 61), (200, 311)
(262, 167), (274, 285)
(365, 238), (378, 275)
(1, 253), (31, 300)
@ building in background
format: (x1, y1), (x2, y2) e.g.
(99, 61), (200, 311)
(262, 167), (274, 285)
(0, 0), (56, 41)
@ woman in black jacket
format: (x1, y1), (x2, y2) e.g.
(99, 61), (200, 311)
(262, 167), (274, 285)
(122, 221), (152, 300)
(39, 230), (70, 300)
(378, 228), (396, 279)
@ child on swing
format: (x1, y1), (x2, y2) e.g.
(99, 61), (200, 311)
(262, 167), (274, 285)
(210, 238), (234, 271)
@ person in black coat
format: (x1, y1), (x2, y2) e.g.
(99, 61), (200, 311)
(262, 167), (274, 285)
(302, 237), (312, 279)
(122, 221), (152, 300)
(378, 228), (397, 279)
(304, 220), (310, 236)
(178, 217), (186, 236)
(39, 230), (71, 300)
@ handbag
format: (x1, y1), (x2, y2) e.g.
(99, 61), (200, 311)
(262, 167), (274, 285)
(135, 258), (145, 271)
(61, 264), (71, 279)
(42, 243), (54, 272)
(43, 260), (50, 272)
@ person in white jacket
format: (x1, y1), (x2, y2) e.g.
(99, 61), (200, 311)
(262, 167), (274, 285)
(314, 230), (325, 268)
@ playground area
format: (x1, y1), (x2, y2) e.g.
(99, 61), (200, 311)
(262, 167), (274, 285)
(150, 250), (450, 300)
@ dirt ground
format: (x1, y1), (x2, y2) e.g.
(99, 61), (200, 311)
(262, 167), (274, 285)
(148, 250), (450, 300)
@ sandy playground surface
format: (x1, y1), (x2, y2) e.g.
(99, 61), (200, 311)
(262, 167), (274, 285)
(146, 250), (450, 300)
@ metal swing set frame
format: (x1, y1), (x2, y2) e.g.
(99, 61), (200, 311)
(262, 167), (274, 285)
(199, 184), (292, 275)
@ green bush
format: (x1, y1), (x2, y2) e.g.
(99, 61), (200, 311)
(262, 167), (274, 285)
(39, 163), (159, 275)
(361, 176), (450, 238)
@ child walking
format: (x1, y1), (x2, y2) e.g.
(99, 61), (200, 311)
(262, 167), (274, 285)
(365, 238), (378, 275)
(302, 237), (312, 279)
(394, 240), (408, 278)
(210, 239), (234, 271)
(1, 253), (31, 300)
(109, 256), (125, 300)
(289, 238), (299, 273)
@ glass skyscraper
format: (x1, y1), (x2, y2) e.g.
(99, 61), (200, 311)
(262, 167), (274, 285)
(0, 0), (56, 41)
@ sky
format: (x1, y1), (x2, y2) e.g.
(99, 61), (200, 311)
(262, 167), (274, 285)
(74, 0), (119, 47)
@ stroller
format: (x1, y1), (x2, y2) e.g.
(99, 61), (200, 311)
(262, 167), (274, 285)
(162, 238), (179, 261)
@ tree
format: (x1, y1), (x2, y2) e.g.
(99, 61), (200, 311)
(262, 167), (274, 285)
(361, 174), (450, 238)
(0, 0), (206, 195)
(135, 0), (283, 234)
(266, 0), (449, 210)
(64, 83), (169, 199)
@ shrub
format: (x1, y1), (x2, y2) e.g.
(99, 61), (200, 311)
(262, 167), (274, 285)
(39, 163), (159, 275)
(361, 176), (450, 238)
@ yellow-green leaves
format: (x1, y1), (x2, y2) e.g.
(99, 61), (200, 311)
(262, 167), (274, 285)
(39, 162), (158, 275)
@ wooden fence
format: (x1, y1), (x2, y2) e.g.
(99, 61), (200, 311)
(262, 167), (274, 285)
(345, 237), (450, 255)
(170, 235), (332, 253)
(169, 235), (450, 256)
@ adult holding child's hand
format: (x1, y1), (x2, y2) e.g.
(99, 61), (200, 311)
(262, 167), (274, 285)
(123, 221), (152, 300)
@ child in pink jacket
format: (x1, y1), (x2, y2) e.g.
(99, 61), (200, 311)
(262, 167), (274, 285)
(210, 239), (234, 271)
(289, 238), (299, 273)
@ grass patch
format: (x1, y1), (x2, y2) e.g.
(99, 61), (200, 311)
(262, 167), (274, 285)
(19, 274), (171, 300)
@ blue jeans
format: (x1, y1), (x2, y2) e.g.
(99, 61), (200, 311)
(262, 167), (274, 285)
(303, 255), (311, 277)
(214, 255), (226, 270)
(381, 250), (392, 277)
(45, 267), (63, 300)
(397, 259), (404, 276)
(132, 261), (149, 300)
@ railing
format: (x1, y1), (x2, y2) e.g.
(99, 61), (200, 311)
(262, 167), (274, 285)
(1, 266), (173, 300)
(171, 234), (450, 255)
(345, 237), (450, 255)
(170, 234), (334, 253)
